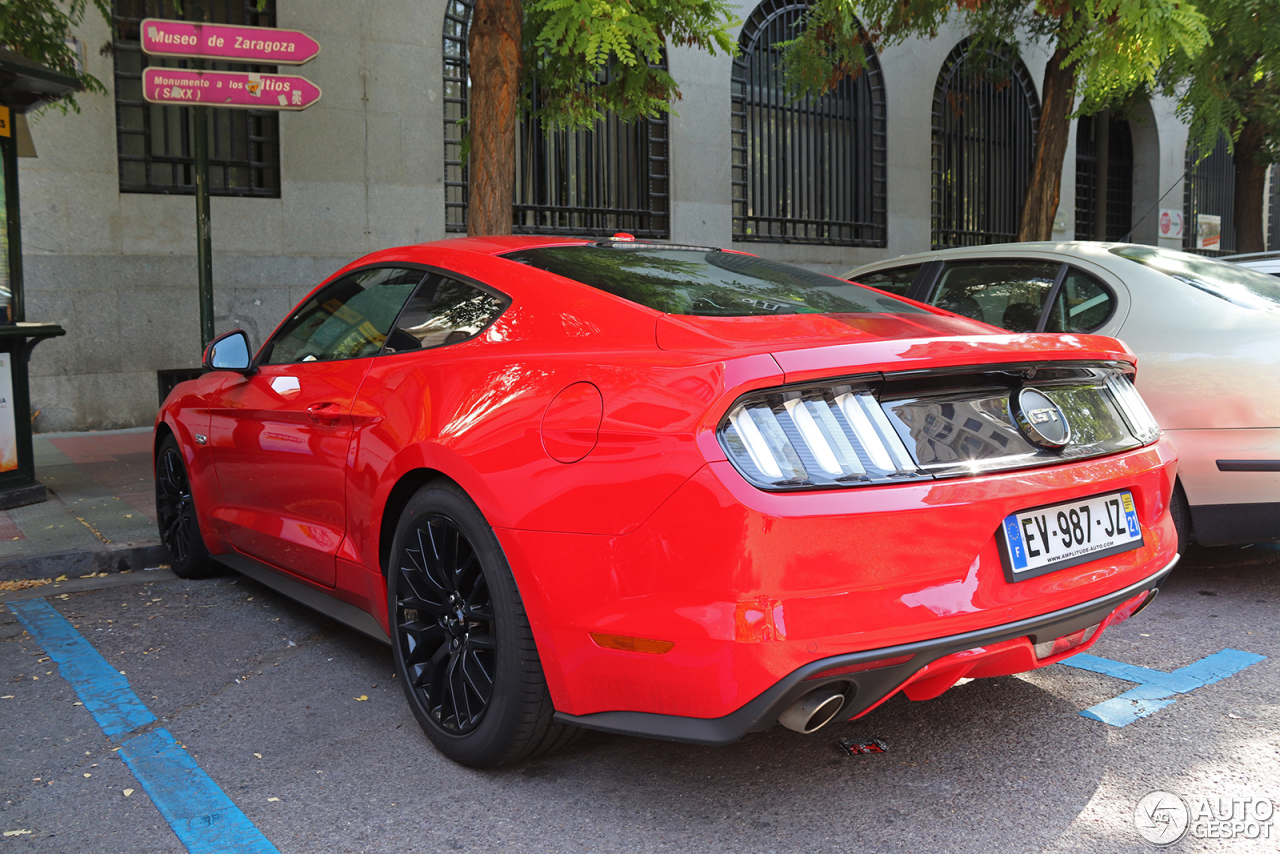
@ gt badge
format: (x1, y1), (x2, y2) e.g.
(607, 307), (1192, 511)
(1013, 388), (1070, 450)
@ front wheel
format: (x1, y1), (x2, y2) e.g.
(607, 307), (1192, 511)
(388, 480), (577, 767)
(155, 435), (220, 579)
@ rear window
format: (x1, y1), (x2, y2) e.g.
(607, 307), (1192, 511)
(504, 245), (924, 316)
(1113, 245), (1280, 311)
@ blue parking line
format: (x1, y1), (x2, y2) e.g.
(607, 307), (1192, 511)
(1060, 649), (1266, 727)
(8, 598), (280, 854)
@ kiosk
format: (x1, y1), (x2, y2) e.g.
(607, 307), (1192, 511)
(0, 49), (74, 508)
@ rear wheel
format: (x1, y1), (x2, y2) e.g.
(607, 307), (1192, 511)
(1171, 480), (1192, 556)
(388, 480), (577, 767)
(155, 435), (220, 579)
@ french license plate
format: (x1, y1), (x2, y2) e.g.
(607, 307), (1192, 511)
(998, 490), (1143, 581)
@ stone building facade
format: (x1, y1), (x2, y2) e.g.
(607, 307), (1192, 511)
(20, 0), (1218, 431)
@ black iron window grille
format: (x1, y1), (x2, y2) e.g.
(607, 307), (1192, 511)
(931, 38), (1039, 249)
(1074, 112), (1134, 241)
(730, 0), (886, 246)
(1269, 165), (1279, 251)
(443, 0), (669, 238)
(1183, 135), (1235, 256)
(113, 0), (280, 197)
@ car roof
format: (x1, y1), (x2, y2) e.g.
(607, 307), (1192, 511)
(846, 241), (1144, 274)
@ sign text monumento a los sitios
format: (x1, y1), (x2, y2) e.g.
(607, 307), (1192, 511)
(142, 68), (322, 110)
(141, 18), (320, 65)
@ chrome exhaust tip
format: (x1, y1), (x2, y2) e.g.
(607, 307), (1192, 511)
(778, 685), (846, 734)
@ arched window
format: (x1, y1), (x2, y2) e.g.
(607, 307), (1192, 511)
(931, 39), (1039, 248)
(443, 0), (670, 237)
(1075, 112), (1134, 241)
(730, 0), (886, 246)
(1183, 136), (1235, 255)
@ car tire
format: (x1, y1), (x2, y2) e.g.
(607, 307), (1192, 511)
(1170, 480), (1192, 555)
(388, 480), (578, 767)
(155, 435), (221, 579)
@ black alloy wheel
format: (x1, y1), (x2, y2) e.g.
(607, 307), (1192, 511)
(395, 514), (496, 734)
(388, 481), (579, 767)
(154, 435), (218, 578)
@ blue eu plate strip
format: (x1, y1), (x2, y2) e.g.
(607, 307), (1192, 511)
(1003, 516), (1028, 570)
(1061, 648), (1266, 727)
(9, 598), (279, 854)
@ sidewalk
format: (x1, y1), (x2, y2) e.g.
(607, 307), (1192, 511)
(0, 427), (166, 580)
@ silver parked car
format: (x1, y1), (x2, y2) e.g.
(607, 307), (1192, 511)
(846, 242), (1280, 549)
(1225, 251), (1280, 278)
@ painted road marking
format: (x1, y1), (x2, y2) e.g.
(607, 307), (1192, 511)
(9, 598), (280, 854)
(1060, 649), (1266, 727)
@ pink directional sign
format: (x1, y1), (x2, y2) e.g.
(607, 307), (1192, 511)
(140, 18), (320, 65)
(142, 68), (322, 111)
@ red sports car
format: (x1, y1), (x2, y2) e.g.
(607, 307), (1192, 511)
(155, 235), (1179, 767)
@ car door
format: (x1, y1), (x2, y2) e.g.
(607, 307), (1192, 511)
(206, 266), (426, 586)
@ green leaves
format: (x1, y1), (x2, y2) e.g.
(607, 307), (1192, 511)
(0, 0), (112, 112)
(524, 0), (738, 129)
(1159, 0), (1280, 162)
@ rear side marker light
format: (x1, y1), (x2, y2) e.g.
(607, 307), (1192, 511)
(1033, 623), (1100, 660)
(590, 633), (674, 654)
(1104, 374), (1161, 444)
(805, 654), (914, 681)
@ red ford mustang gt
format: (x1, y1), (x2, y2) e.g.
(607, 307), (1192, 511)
(155, 235), (1179, 767)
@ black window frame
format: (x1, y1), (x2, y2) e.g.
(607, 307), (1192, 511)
(112, 0), (281, 198)
(730, 0), (887, 247)
(1183, 134), (1236, 256)
(1075, 112), (1134, 241)
(443, 0), (670, 238)
(931, 38), (1040, 249)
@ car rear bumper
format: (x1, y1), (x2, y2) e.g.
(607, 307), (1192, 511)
(497, 438), (1179, 724)
(553, 556), (1175, 744)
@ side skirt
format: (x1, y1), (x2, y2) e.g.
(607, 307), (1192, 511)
(215, 553), (391, 645)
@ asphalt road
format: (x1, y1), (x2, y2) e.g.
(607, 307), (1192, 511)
(2, 545), (1278, 853)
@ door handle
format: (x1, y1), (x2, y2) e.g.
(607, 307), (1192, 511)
(305, 402), (342, 424)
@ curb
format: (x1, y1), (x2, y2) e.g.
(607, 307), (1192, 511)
(0, 540), (169, 581)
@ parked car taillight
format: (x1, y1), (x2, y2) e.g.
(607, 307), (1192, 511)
(718, 383), (927, 490)
(1104, 372), (1162, 444)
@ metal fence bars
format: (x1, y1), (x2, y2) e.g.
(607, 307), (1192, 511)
(730, 0), (886, 246)
(444, 0), (669, 238)
(113, 0), (280, 197)
(931, 39), (1040, 248)
(1074, 112), (1133, 241)
(1183, 135), (1236, 256)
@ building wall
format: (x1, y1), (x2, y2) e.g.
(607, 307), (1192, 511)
(22, 0), (1197, 431)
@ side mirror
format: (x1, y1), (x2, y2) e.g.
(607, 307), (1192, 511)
(204, 329), (254, 373)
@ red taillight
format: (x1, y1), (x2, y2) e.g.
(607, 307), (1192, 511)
(805, 654), (913, 681)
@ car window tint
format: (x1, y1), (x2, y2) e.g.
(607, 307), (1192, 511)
(1045, 267), (1115, 332)
(504, 245), (925, 316)
(850, 265), (921, 296)
(931, 260), (1063, 330)
(264, 267), (426, 364)
(383, 274), (508, 353)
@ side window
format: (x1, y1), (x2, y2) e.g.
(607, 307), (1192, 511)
(850, 265), (921, 297)
(383, 274), (508, 353)
(263, 267), (426, 364)
(931, 260), (1063, 330)
(1045, 267), (1115, 333)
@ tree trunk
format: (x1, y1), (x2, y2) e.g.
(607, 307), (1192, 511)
(1233, 121), (1268, 254)
(467, 0), (521, 237)
(1017, 45), (1076, 242)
